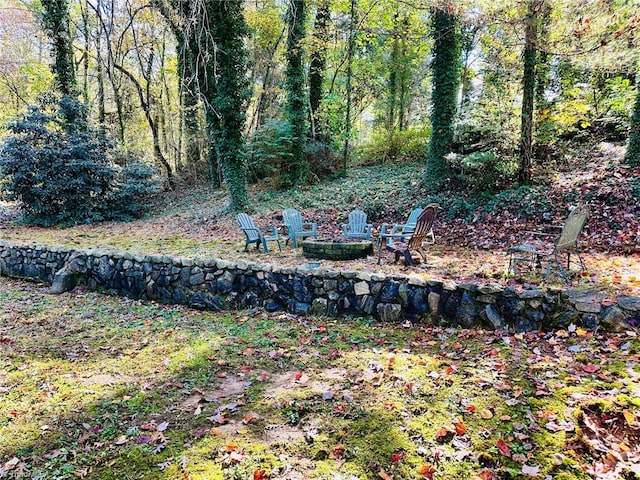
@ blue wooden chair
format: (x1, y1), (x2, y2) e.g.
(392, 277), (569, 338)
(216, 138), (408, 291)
(282, 208), (318, 247)
(341, 209), (373, 240)
(237, 213), (282, 253)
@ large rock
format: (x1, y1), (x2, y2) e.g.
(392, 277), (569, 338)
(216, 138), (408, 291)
(377, 303), (402, 322)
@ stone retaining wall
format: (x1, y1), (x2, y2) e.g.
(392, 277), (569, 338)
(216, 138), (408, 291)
(0, 240), (638, 332)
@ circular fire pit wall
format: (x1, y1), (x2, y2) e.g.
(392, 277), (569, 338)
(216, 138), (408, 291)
(302, 240), (374, 260)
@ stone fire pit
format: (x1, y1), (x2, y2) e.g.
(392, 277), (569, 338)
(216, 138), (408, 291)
(302, 239), (374, 260)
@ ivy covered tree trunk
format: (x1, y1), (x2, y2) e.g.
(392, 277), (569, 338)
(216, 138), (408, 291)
(519, 0), (543, 184)
(425, 4), (461, 190)
(387, 12), (411, 131)
(308, 0), (330, 141)
(40, 0), (77, 97)
(205, 0), (251, 210)
(285, 0), (309, 185)
(625, 67), (640, 167)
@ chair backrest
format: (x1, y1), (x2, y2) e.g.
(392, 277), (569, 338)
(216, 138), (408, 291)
(403, 208), (424, 233)
(283, 208), (303, 233)
(347, 209), (368, 233)
(237, 213), (259, 241)
(556, 204), (589, 253)
(407, 206), (437, 250)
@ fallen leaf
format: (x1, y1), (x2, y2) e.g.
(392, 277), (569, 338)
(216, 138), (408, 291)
(253, 470), (267, 480)
(623, 410), (635, 425)
(391, 451), (406, 463)
(480, 408), (494, 419)
(496, 439), (511, 457)
(582, 364), (601, 373)
(419, 464), (436, 479)
(521, 464), (540, 476)
(454, 421), (467, 435)
(378, 468), (393, 480)
(435, 426), (455, 442)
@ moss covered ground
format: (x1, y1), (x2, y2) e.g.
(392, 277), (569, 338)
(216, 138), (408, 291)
(1, 277), (639, 479)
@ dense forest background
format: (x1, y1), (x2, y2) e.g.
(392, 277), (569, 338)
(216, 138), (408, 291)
(0, 0), (639, 222)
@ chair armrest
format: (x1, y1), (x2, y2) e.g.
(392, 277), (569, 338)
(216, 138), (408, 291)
(302, 222), (317, 233)
(389, 224), (404, 235)
(260, 225), (278, 236)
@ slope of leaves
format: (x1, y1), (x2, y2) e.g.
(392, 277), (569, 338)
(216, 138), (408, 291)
(1, 277), (639, 479)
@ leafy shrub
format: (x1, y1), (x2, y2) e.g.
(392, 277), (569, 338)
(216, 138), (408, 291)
(357, 127), (431, 166)
(248, 119), (294, 187)
(445, 151), (518, 192)
(249, 119), (341, 187)
(0, 97), (160, 226)
(106, 162), (163, 220)
(305, 140), (342, 179)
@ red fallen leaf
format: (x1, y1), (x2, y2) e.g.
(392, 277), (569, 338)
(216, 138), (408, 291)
(9, 411), (18, 418)
(253, 469), (267, 480)
(445, 366), (454, 375)
(330, 444), (345, 459)
(391, 451), (406, 463)
(242, 413), (257, 424)
(333, 404), (347, 413)
(454, 421), (467, 435)
(383, 402), (396, 410)
(419, 464), (436, 479)
(295, 371), (304, 380)
(435, 426), (455, 442)
(582, 364), (601, 373)
(496, 439), (511, 457)
(241, 366), (251, 373)
(466, 405), (477, 413)
(477, 469), (494, 480)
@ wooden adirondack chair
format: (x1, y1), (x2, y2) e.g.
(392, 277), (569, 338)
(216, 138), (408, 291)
(378, 205), (438, 265)
(507, 204), (589, 280)
(237, 213), (282, 253)
(379, 205), (436, 246)
(341, 209), (373, 240)
(282, 208), (318, 248)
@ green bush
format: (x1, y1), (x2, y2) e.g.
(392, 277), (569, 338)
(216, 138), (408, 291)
(445, 150), (518, 192)
(357, 127), (431, 166)
(0, 97), (160, 226)
(249, 119), (341, 187)
(106, 162), (163, 220)
(248, 119), (294, 187)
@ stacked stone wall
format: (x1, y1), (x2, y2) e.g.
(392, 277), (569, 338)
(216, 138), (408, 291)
(1, 241), (638, 331)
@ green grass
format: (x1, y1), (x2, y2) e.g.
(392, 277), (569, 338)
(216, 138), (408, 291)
(1, 277), (639, 479)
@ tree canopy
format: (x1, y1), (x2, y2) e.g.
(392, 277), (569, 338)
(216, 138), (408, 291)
(0, 0), (638, 218)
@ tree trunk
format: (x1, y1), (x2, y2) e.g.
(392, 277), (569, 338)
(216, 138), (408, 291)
(285, 0), (309, 185)
(200, 0), (251, 210)
(425, 4), (461, 190)
(40, 0), (77, 97)
(625, 65), (640, 167)
(519, 0), (542, 184)
(342, 0), (357, 174)
(308, 0), (330, 141)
